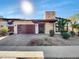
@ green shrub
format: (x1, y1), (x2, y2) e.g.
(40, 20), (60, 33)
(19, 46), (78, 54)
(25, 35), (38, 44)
(49, 30), (54, 37)
(0, 26), (8, 36)
(70, 31), (75, 37)
(61, 32), (70, 39)
(60, 30), (68, 36)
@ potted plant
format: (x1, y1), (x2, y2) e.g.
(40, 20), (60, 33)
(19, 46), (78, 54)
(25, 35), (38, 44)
(49, 30), (54, 37)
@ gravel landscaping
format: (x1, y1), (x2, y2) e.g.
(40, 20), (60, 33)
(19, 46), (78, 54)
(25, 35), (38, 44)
(0, 34), (79, 46)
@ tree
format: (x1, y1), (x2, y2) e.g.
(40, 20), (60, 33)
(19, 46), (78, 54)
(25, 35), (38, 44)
(69, 13), (79, 23)
(71, 22), (77, 31)
(69, 13), (79, 31)
(56, 17), (70, 31)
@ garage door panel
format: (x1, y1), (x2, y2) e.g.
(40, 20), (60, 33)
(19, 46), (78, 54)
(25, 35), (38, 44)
(18, 25), (26, 34)
(17, 25), (35, 34)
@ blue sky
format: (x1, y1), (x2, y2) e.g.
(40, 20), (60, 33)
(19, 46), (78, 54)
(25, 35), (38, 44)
(0, 0), (79, 19)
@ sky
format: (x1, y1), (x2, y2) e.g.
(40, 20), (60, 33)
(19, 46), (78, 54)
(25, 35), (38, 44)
(0, 0), (79, 19)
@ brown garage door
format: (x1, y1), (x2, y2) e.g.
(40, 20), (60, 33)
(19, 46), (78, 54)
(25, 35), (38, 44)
(17, 25), (35, 34)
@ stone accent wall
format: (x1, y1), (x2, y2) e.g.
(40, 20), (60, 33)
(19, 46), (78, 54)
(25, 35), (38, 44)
(44, 11), (56, 34)
(44, 11), (56, 19)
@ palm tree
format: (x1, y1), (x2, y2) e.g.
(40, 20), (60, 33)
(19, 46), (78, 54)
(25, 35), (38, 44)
(69, 13), (79, 31)
(69, 13), (79, 23)
(56, 17), (70, 31)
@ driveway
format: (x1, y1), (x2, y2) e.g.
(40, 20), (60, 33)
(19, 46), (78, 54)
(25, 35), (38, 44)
(0, 34), (49, 46)
(0, 34), (79, 46)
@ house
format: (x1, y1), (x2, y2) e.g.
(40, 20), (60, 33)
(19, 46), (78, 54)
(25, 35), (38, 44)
(0, 11), (57, 34)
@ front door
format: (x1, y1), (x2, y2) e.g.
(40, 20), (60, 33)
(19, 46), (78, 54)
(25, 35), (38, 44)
(38, 23), (45, 34)
(8, 26), (14, 33)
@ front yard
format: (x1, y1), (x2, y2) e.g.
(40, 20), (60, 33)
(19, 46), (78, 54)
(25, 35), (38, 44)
(0, 34), (79, 46)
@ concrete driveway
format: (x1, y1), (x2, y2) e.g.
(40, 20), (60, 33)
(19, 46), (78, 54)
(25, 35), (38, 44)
(0, 34), (79, 46)
(0, 34), (49, 46)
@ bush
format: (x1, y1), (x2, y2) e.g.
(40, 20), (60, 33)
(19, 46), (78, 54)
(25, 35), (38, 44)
(61, 32), (70, 39)
(0, 26), (8, 36)
(49, 30), (54, 37)
(60, 30), (68, 35)
(70, 31), (75, 37)
(27, 38), (53, 46)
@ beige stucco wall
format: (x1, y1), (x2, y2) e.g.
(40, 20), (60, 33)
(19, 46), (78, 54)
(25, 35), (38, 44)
(45, 23), (54, 34)
(14, 20), (34, 25)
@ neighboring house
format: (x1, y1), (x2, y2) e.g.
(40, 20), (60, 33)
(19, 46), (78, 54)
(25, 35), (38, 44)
(0, 11), (58, 34)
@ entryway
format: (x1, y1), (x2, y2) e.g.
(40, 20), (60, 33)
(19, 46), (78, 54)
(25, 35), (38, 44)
(38, 23), (45, 34)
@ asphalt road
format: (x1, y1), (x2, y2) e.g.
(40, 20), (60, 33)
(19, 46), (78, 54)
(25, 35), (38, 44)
(0, 46), (79, 58)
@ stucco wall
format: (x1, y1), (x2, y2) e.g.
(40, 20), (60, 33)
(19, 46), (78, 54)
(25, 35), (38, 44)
(14, 20), (34, 25)
(45, 23), (53, 34)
